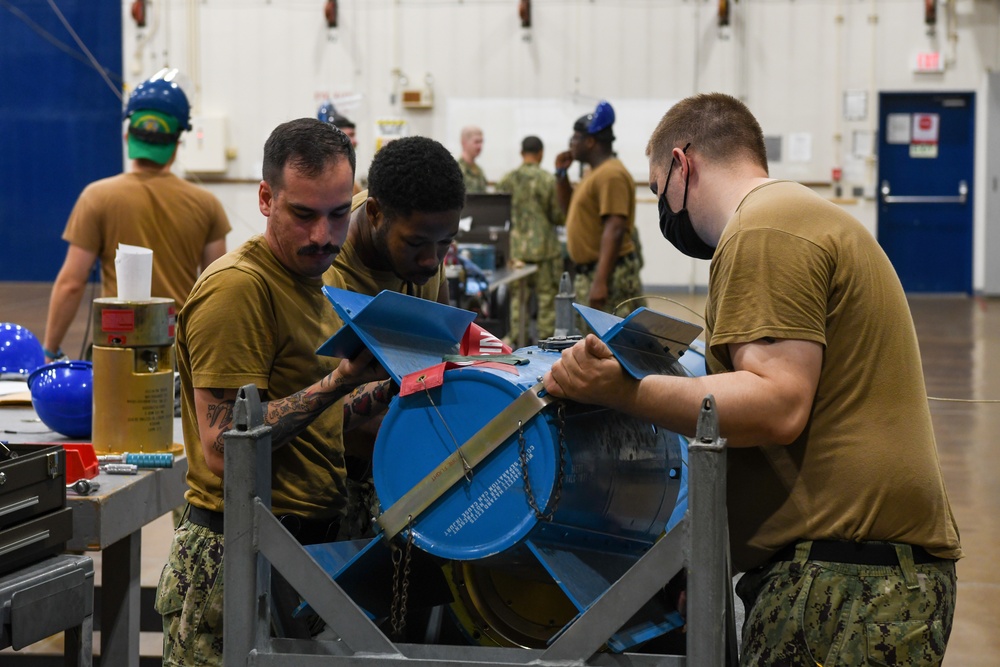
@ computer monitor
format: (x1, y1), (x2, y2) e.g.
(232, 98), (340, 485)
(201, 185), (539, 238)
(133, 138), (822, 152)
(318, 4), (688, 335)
(456, 193), (511, 269)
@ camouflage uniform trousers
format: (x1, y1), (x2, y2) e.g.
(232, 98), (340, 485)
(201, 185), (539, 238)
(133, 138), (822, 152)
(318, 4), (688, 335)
(735, 542), (957, 667)
(155, 519), (225, 666)
(573, 252), (645, 333)
(510, 256), (563, 342)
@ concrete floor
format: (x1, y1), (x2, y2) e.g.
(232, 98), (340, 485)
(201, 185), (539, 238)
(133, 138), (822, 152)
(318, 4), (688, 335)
(1, 283), (997, 664)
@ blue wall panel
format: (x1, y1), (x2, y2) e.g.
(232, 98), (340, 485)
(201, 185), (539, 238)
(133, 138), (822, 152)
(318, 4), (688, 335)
(0, 0), (122, 281)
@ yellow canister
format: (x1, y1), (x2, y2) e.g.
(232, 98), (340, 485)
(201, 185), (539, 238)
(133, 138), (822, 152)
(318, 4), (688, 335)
(91, 298), (176, 453)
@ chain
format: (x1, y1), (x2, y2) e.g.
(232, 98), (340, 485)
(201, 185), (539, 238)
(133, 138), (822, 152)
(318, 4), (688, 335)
(389, 515), (414, 638)
(518, 402), (567, 521)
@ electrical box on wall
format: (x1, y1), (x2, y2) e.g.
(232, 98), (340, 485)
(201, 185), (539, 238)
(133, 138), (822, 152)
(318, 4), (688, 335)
(401, 89), (433, 109)
(178, 115), (228, 173)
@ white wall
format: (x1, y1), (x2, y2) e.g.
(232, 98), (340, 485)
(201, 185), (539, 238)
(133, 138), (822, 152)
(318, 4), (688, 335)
(124, 0), (1000, 291)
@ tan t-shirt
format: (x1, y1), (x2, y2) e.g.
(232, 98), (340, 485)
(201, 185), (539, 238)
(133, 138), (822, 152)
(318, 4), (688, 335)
(63, 171), (231, 308)
(564, 158), (636, 265)
(707, 181), (962, 571)
(325, 190), (447, 301)
(178, 235), (348, 519)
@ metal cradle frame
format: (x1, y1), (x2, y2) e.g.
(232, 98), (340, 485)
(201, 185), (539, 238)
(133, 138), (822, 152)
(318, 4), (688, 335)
(222, 385), (738, 667)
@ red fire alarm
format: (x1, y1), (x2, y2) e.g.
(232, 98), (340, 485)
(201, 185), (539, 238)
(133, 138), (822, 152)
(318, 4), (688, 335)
(718, 0), (730, 27)
(325, 0), (338, 28)
(131, 0), (147, 28)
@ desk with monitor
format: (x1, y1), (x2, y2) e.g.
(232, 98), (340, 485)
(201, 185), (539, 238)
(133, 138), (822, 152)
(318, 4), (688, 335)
(456, 192), (512, 270)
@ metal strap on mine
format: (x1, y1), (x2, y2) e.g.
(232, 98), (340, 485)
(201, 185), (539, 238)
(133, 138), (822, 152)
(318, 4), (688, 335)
(376, 381), (554, 541)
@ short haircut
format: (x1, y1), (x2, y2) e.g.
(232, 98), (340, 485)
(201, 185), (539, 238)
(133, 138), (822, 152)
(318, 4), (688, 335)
(262, 118), (355, 191)
(368, 136), (466, 219)
(521, 136), (543, 154)
(332, 113), (355, 130)
(461, 126), (483, 142)
(646, 93), (768, 174)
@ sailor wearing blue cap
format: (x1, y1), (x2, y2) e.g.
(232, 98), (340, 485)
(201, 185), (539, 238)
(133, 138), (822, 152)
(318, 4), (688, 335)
(553, 100), (644, 325)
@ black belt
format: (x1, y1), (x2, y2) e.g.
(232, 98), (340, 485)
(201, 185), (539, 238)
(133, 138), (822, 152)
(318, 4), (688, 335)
(187, 504), (225, 532)
(187, 504), (341, 546)
(574, 251), (637, 276)
(771, 540), (947, 567)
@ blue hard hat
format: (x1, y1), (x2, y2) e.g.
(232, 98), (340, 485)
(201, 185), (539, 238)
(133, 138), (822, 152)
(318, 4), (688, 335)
(317, 100), (354, 129)
(27, 361), (93, 439)
(0, 323), (45, 379)
(125, 69), (192, 131)
(574, 100), (616, 135)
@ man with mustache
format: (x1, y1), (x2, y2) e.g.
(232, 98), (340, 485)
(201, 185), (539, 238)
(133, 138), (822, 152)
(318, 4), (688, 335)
(324, 135), (466, 538)
(156, 118), (391, 666)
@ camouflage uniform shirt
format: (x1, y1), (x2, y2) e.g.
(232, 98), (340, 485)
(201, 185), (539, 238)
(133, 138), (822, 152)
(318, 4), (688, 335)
(458, 158), (487, 194)
(496, 162), (564, 263)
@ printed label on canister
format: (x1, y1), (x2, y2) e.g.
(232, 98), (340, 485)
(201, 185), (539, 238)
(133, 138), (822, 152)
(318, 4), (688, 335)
(102, 309), (136, 332)
(443, 444), (534, 538)
(168, 306), (176, 338)
(125, 384), (172, 437)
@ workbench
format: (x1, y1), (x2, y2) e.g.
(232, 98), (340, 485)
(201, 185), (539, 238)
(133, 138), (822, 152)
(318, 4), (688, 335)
(485, 263), (538, 348)
(1, 406), (187, 667)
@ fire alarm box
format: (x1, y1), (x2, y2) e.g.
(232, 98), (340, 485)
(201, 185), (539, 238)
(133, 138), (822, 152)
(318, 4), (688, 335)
(401, 89), (433, 109)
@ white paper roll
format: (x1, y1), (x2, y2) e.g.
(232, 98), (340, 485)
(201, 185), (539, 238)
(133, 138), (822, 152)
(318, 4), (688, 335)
(115, 244), (153, 301)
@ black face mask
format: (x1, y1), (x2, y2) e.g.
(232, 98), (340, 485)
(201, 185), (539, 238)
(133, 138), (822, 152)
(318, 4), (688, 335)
(657, 147), (716, 260)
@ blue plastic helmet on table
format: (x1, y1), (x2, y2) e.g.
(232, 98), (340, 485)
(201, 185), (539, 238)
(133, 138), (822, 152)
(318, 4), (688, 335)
(0, 323), (45, 380)
(27, 361), (94, 439)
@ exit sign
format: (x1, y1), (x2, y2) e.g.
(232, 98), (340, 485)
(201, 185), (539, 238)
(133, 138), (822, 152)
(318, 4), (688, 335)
(913, 51), (945, 73)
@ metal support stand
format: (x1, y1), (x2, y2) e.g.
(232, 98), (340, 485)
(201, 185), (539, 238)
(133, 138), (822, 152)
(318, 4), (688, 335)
(223, 386), (274, 664)
(687, 396), (738, 666)
(223, 386), (737, 666)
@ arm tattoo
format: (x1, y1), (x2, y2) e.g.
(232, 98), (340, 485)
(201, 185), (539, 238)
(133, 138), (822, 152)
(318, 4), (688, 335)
(263, 375), (354, 448)
(343, 380), (398, 430)
(319, 373), (347, 391)
(207, 397), (235, 455)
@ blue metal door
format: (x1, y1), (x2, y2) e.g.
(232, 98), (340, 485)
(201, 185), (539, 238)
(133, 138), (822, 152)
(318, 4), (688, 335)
(877, 92), (974, 293)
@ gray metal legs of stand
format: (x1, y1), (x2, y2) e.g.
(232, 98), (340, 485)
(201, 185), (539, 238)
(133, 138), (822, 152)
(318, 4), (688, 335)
(222, 385), (737, 666)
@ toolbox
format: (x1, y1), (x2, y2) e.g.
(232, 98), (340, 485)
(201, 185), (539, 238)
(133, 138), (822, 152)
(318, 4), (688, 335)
(0, 443), (70, 577)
